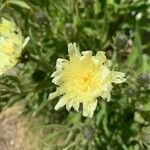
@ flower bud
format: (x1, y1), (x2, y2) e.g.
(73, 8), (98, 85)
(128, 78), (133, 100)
(125, 87), (135, 98)
(35, 12), (50, 27)
(81, 125), (96, 141)
(137, 73), (149, 87)
(114, 34), (128, 50)
(105, 45), (113, 59)
(64, 23), (74, 37)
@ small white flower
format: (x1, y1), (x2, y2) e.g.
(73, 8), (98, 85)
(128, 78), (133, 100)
(49, 43), (126, 117)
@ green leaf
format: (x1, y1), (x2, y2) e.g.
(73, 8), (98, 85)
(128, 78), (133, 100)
(126, 24), (142, 66)
(93, 0), (101, 15)
(141, 54), (150, 73)
(7, 0), (31, 9)
(134, 111), (145, 123)
(142, 101), (150, 111)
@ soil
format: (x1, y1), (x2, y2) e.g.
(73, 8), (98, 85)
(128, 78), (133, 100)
(0, 103), (39, 150)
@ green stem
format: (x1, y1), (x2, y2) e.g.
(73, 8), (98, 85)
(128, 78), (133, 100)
(63, 142), (76, 150)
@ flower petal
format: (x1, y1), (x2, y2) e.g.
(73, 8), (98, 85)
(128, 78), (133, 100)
(66, 100), (73, 111)
(91, 56), (99, 65)
(48, 90), (60, 100)
(72, 102), (80, 112)
(0, 53), (12, 75)
(22, 36), (30, 48)
(54, 95), (69, 110)
(100, 84), (112, 101)
(81, 51), (92, 57)
(99, 66), (110, 80)
(111, 71), (126, 83)
(83, 99), (97, 117)
(56, 58), (67, 71)
(96, 51), (112, 67)
(51, 71), (61, 78)
(96, 51), (107, 64)
(68, 43), (80, 58)
(52, 75), (61, 85)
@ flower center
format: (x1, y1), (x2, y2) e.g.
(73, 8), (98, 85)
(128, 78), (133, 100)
(82, 73), (92, 85)
(77, 70), (97, 93)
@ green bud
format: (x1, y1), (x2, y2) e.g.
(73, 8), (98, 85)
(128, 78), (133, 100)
(35, 12), (50, 27)
(125, 87), (135, 97)
(64, 23), (74, 37)
(81, 125), (96, 141)
(137, 73), (149, 87)
(115, 34), (128, 49)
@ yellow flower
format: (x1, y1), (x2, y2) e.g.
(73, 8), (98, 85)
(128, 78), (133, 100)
(0, 17), (29, 75)
(49, 43), (125, 117)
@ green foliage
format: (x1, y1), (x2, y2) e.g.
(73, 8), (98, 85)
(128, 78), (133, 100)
(0, 0), (150, 149)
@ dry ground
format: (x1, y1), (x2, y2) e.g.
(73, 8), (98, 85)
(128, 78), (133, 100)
(0, 103), (40, 150)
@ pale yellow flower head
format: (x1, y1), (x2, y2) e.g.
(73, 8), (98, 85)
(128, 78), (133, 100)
(0, 17), (29, 75)
(49, 43), (126, 117)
